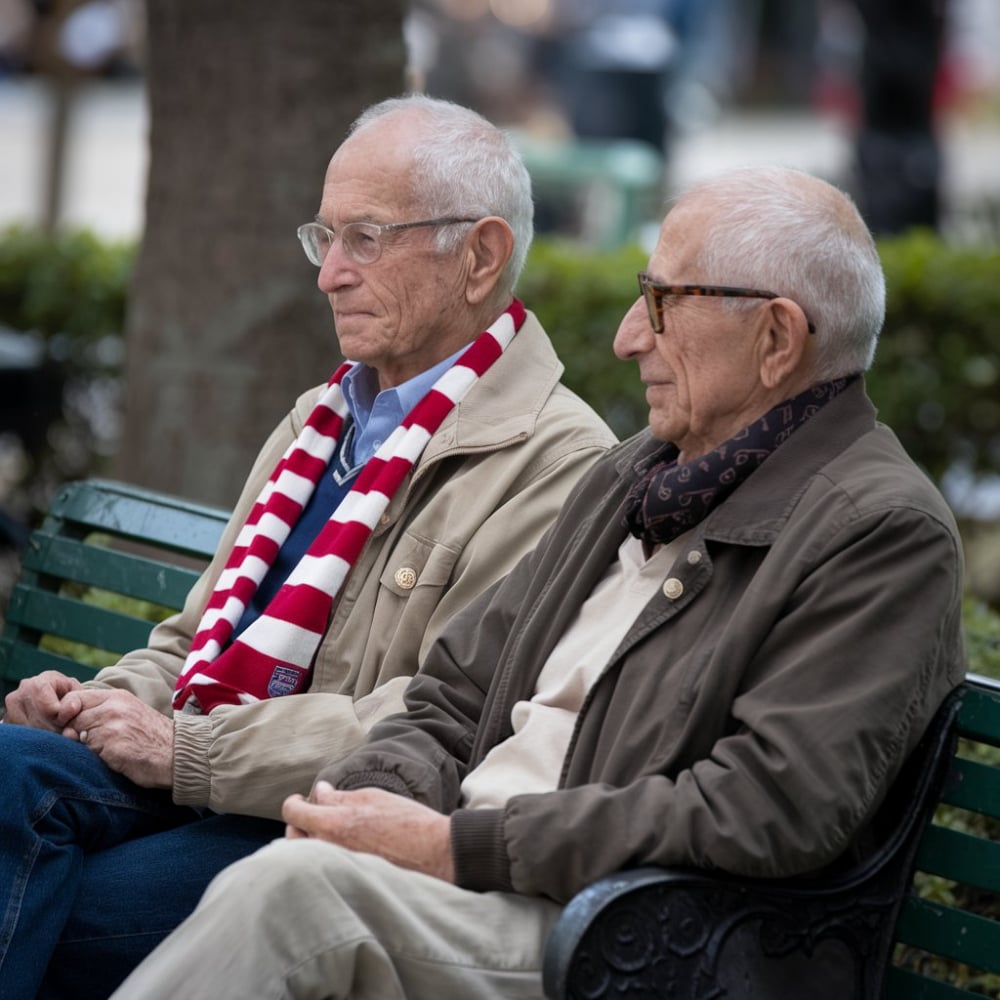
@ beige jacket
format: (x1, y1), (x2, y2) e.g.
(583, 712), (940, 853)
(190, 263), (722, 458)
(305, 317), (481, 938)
(89, 313), (616, 819)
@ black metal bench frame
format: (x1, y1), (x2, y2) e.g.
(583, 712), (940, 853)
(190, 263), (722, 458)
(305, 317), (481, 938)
(543, 676), (1000, 1000)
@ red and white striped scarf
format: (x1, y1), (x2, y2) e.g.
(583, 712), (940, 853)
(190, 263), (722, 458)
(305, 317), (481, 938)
(173, 300), (526, 714)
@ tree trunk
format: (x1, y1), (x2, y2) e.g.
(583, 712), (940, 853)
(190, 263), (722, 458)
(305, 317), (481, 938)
(116, 0), (408, 505)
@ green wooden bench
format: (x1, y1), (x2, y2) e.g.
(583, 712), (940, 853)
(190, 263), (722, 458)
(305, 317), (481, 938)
(543, 674), (1000, 999)
(0, 478), (229, 698)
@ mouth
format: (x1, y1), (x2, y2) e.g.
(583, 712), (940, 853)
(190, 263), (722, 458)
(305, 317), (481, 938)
(332, 308), (373, 324)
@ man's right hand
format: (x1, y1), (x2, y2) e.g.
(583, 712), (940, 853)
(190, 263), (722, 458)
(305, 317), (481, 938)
(3, 670), (84, 730)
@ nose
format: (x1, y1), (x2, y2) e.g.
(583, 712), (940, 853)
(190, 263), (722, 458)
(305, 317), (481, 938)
(316, 240), (357, 293)
(614, 297), (655, 360)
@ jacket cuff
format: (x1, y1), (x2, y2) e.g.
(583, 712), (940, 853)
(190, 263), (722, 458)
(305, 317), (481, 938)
(450, 807), (513, 892)
(326, 768), (413, 798)
(171, 712), (213, 806)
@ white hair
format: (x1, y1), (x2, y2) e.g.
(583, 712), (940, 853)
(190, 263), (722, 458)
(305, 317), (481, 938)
(350, 94), (534, 298)
(677, 166), (886, 378)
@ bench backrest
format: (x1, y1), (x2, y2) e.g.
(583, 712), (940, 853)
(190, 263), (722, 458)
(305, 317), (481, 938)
(888, 675), (1000, 998)
(0, 478), (229, 696)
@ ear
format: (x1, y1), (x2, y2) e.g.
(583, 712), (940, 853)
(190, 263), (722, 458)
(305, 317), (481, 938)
(463, 217), (514, 306)
(758, 297), (813, 390)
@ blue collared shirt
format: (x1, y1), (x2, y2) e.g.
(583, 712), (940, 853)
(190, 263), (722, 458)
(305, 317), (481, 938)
(231, 349), (468, 638)
(340, 347), (466, 466)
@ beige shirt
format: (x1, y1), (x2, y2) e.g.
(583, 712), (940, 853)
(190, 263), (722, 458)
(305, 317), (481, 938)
(460, 531), (692, 809)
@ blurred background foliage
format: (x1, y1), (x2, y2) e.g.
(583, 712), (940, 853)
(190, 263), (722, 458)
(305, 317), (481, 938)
(0, 226), (132, 340)
(871, 232), (1000, 484)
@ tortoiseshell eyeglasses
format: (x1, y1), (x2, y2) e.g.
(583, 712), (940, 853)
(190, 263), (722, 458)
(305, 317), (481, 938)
(638, 271), (817, 335)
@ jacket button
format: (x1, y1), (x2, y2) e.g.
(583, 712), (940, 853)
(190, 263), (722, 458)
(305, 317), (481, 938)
(394, 567), (418, 590)
(686, 550), (702, 565)
(662, 577), (684, 600)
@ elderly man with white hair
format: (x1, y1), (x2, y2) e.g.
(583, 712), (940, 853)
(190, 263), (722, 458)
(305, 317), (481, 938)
(0, 94), (616, 999)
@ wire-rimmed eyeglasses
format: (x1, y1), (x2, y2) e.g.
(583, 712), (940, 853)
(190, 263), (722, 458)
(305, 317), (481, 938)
(297, 217), (480, 266)
(638, 271), (817, 335)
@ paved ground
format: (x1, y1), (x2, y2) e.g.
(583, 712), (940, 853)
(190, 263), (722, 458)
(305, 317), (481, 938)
(3, 76), (1000, 240)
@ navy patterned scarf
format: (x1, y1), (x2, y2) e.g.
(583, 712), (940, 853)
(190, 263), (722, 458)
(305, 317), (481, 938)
(624, 376), (857, 545)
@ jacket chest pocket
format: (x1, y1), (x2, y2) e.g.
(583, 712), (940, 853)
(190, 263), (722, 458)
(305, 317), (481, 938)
(380, 534), (458, 597)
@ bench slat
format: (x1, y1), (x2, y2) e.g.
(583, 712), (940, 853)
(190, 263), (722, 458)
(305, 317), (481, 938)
(886, 964), (987, 1000)
(955, 685), (1000, 745)
(0, 641), (111, 683)
(941, 755), (1000, 821)
(915, 824), (1000, 892)
(895, 896), (1000, 974)
(22, 532), (201, 609)
(49, 478), (229, 557)
(1, 479), (228, 696)
(6, 588), (157, 655)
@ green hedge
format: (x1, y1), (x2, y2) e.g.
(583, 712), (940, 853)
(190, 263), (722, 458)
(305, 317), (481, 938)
(0, 226), (131, 342)
(869, 233), (1000, 482)
(1, 224), (998, 487)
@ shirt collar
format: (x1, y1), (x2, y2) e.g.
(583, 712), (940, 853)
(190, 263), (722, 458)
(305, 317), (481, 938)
(340, 346), (468, 464)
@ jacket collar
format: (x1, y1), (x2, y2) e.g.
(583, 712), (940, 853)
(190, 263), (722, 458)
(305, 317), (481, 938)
(615, 378), (877, 547)
(293, 310), (564, 459)
(421, 310), (564, 460)
(705, 378), (876, 544)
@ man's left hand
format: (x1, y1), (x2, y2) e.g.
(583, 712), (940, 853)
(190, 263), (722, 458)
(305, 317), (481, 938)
(282, 782), (455, 883)
(57, 688), (173, 789)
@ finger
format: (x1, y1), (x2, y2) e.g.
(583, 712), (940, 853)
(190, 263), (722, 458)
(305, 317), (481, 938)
(67, 688), (118, 713)
(55, 692), (84, 727)
(283, 796), (334, 838)
(284, 823), (307, 839)
(281, 793), (309, 826)
(311, 780), (338, 803)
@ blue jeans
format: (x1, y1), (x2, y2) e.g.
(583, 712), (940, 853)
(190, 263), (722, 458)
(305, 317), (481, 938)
(0, 725), (284, 1000)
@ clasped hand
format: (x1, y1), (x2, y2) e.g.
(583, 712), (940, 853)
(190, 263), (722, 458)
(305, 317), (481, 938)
(283, 782), (456, 884)
(3, 670), (173, 788)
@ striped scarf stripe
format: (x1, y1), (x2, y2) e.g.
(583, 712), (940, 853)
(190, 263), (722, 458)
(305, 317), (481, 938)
(172, 300), (525, 713)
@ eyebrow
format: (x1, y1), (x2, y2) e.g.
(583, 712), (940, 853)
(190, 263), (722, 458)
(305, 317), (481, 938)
(312, 214), (380, 228)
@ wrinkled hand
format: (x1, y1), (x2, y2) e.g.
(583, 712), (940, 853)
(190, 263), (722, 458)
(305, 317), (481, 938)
(4, 670), (83, 730)
(282, 782), (455, 883)
(56, 688), (174, 789)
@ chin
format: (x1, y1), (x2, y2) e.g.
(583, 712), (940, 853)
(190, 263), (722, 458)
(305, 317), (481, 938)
(646, 412), (676, 443)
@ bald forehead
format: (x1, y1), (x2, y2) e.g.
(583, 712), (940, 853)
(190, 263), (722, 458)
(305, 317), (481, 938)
(332, 110), (424, 167)
(322, 113), (426, 218)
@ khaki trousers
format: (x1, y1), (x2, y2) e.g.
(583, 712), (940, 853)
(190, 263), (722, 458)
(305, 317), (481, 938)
(111, 837), (563, 999)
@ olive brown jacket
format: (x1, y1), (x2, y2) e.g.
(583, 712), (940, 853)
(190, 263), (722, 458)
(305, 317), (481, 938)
(323, 378), (966, 903)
